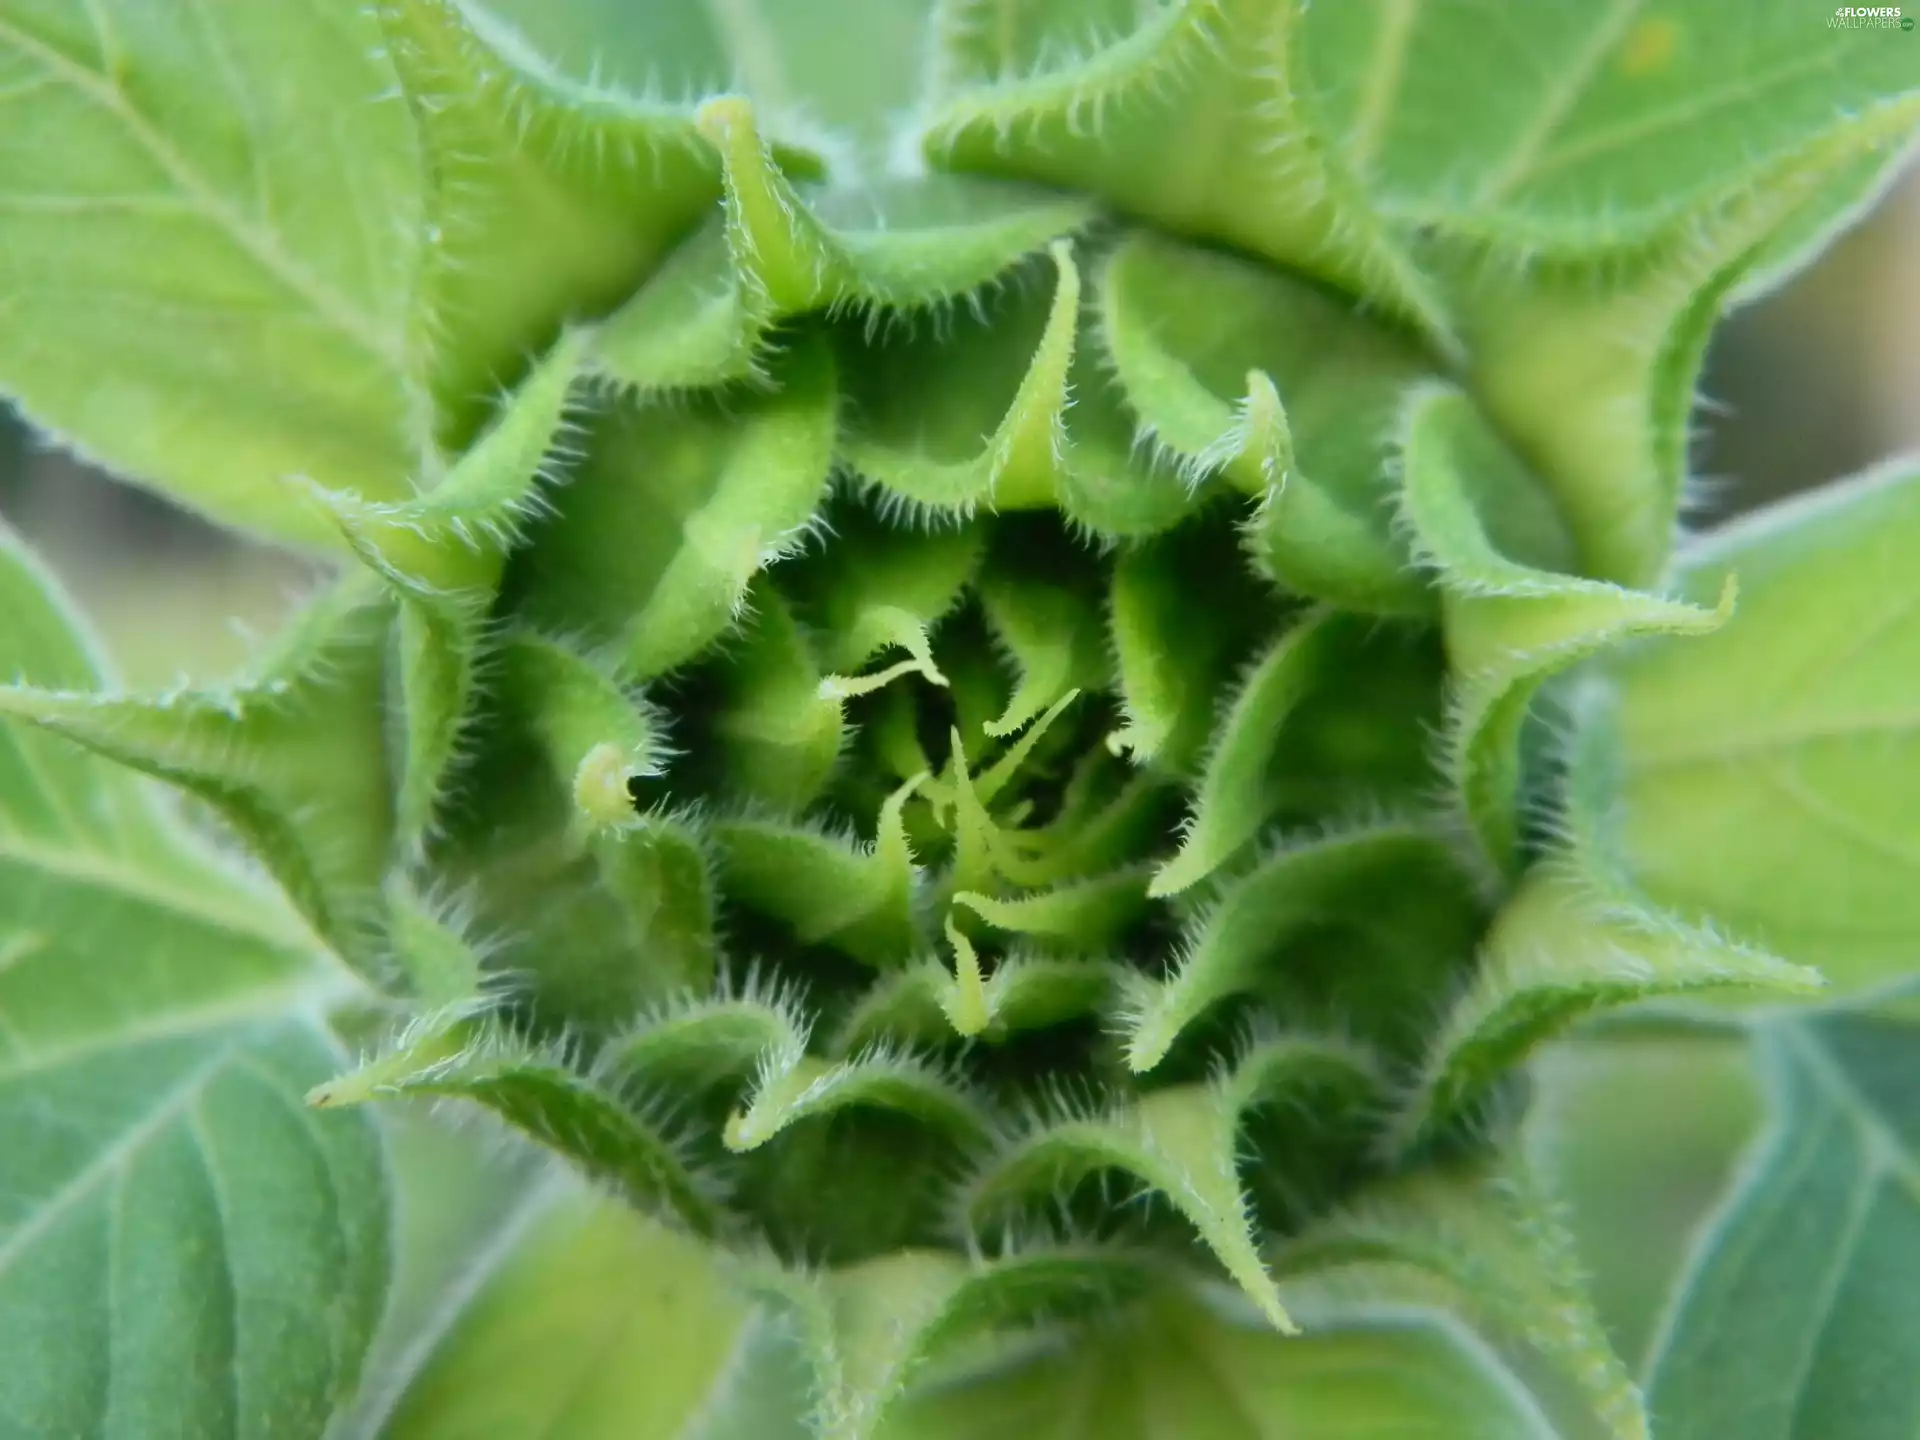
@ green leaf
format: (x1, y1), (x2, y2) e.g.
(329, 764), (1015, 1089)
(1570, 459), (1920, 994)
(1397, 383), (1733, 875)
(0, 0), (423, 542)
(883, 1286), (1558, 1440)
(1394, 868), (1821, 1155)
(1298, 2), (1920, 248)
(1437, 71), (1920, 586)
(476, 0), (933, 132)
(0, 576), (399, 971)
(0, 522), (389, 1434)
(381, 1180), (756, 1440)
(1648, 1005), (1920, 1439)
(506, 334), (839, 682)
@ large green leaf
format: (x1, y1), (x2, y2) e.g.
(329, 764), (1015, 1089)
(0, 522), (389, 1435)
(1648, 1006), (1920, 1438)
(1299, 2), (1919, 247)
(1570, 460), (1920, 993)
(0, 0), (423, 541)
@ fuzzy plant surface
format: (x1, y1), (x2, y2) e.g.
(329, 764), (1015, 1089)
(1, 2), (1918, 1437)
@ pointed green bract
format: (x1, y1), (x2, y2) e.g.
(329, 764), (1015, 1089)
(1398, 384), (1734, 875)
(793, 506), (984, 698)
(591, 813), (722, 999)
(384, 882), (490, 1010)
(709, 581), (848, 813)
(1150, 608), (1348, 898)
(1393, 868), (1821, 1155)
(0, 579), (398, 970)
(1107, 517), (1271, 773)
(953, 865), (1153, 952)
(307, 331), (589, 844)
(833, 952), (1123, 1052)
(1123, 820), (1474, 1073)
(961, 1069), (1295, 1332)
(839, 240), (1203, 539)
(611, 981), (811, 1092)
(977, 544), (1110, 738)
(508, 335), (839, 681)
(313, 1017), (728, 1235)
(375, 0), (729, 437)
(715, 794), (922, 968)
(496, 630), (667, 827)
(839, 241), (1077, 518)
(963, 1031), (1380, 1333)
(595, 112), (1094, 393)
(725, 1048), (994, 1153)
(1099, 231), (1437, 614)
(305, 330), (589, 594)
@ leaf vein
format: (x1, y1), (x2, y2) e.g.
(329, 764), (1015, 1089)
(0, 13), (402, 369)
(0, 835), (316, 953)
(1469, 0), (1645, 206)
(0, 1037), (244, 1278)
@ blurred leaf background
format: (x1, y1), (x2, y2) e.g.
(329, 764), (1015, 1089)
(2, 150), (1915, 1387)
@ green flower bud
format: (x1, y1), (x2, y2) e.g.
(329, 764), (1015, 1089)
(0, 0), (1909, 1435)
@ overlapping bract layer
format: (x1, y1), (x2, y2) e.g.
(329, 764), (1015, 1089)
(3, 0), (1909, 1435)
